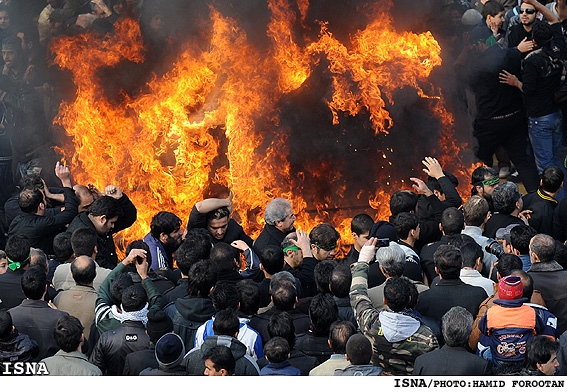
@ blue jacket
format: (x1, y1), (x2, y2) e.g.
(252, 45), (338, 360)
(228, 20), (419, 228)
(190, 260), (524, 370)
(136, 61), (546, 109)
(478, 298), (544, 363)
(143, 232), (172, 271)
(260, 360), (301, 376)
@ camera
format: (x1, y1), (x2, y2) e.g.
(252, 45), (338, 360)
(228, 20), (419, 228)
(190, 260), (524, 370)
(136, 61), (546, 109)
(376, 238), (390, 248)
(485, 240), (505, 258)
(136, 256), (144, 265)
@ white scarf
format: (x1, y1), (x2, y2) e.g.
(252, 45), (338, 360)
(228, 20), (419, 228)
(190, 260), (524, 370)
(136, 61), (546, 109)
(111, 303), (149, 326)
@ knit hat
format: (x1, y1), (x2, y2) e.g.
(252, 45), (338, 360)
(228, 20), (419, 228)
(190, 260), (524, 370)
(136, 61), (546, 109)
(155, 333), (185, 369)
(461, 9), (482, 27)
(146, 309), (173, 342)
(498, 275), (523, 300)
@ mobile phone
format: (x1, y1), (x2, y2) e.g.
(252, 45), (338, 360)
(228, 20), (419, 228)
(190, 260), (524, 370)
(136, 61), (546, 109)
(376, 238), (390, 248)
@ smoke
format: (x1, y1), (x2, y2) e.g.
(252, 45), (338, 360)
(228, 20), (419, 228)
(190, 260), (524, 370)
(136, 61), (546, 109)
(53, 0), (475, 222)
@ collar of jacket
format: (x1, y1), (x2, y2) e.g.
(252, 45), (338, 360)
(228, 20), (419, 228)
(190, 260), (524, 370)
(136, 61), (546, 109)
(537, 188), (558, 204)
(528, 260), (563, 272)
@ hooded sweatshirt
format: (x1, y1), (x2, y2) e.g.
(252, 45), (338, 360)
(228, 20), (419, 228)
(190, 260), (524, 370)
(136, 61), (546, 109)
(163, 296), (215, 351)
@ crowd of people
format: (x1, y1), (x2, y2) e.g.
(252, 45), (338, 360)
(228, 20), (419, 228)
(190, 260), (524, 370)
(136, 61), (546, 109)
(0, 0), (567, 378)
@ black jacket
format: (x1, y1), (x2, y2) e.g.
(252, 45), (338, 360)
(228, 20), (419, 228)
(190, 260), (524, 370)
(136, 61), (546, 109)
(0, 267), (26, 310)
(413, 345), (491, 375)
(67, 194), (137, 269)
(415, 279), (488, 323)
(163, 296), (215, 351)
(8, 187), (79, 255)
(161, 278), (188, 307)
(89, 320), (150, 376)
(123, 346), (158, 376)
(249, 308), (310, 345)
(419, 236), (451, 285)
(528, 261), (567, 334)
(253, 223), (293, 254)
(8, 299), (68, 360)
(257, 348), (318, 375)
(522, 188), (558, 236)
(0, 329), (39, 362)
(283, 256), (318, 297)
(295, 330), (333, 365)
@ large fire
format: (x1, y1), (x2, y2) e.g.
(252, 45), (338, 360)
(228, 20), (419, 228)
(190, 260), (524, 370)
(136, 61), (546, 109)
(50, 0), (475, 256)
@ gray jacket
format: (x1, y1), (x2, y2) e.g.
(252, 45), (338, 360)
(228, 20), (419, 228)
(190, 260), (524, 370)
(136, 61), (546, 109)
(334, 364), (383, 376)
(41, 350), (102, 376)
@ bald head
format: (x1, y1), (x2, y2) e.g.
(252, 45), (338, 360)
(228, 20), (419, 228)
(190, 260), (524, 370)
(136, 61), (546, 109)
(71, 256), (96, 286)
(74, 184), (94, 213)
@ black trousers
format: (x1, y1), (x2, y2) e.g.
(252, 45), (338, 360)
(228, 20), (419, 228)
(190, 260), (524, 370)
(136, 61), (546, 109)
(473, 111), (540, 192)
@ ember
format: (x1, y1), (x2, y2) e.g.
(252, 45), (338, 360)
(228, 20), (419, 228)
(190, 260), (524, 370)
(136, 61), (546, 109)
(50, 0), (475, 256)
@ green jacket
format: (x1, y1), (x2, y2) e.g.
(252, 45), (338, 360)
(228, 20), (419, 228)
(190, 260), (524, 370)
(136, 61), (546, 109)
(95, 263), (161, 335)
(350, 261), (439, 375)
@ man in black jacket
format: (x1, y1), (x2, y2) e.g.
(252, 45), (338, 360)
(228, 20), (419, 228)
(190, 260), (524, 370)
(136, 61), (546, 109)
(89, 284), (151, 375)
(253, 198), (295, 255)
(8, 162), (78, 255)
(413, 306), (491, 375)
(67, 185), (137, 269)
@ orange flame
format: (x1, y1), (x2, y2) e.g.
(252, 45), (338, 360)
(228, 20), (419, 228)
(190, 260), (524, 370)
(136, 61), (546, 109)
(51, 1), (474, 257)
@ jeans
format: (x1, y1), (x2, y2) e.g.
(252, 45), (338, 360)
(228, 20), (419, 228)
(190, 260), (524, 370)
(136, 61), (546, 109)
(528, 110), (563, 174)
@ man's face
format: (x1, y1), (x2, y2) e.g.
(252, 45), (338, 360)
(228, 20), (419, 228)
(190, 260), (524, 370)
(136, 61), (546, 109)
(94, 215), (119, 235)
(477, 174), (499, 199)
(538, 351), (559, 376)
(487, 11), (505, 31)
(312, 244), (336, 261)
(163, 227), (183, 249)
(0, 11), (10, 30)
(276, 209), (295, 233)
(0, 256), (7, 274)
(520, 4), (537, 27)
(353, 231), (369, 251)
(207, 217), (229, 240)
(204, 359), (225, 376)
(2, 49), (19, 69)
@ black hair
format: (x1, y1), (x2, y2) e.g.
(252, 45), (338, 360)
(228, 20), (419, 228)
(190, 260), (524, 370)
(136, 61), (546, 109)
(351, 214), (374, 235)
(309, 223), (340, 250)
(496, 254), (523, 277)
(264, 336), (290, 363)
(71, 227), (98, 257)
(532, 19), (553, 47)
(202, 345), (235, 375)
(434, 245), (462, 280)
(392, 212), (419, 239)
(384, 276), (410, 312)
(121, 284), (147, 312)
(390, 190), (419, 216)
(110, 272), (134, 306)
(5, 234), (31, 266)
(187, 260), (217, 298)
(460, 242), (483, 269)
(308, 293), (338, 336)
(471, 166), (497, 194)
(314, 260), (338, 294)
(150, 211), (181, 238)
(524, 336), (560, 371)
(481, 0), (504, 19)
(427, 172), (459, 195)
(448, 233), (478, 250)
(510, 225), (537, 255)
(53, 232), (74, 262)
(18, 188), (43, 214)
(441, 207), (464, 236)
(53, 315), (83, 353)
(330, 264), (352, 299)
(206, 206), (230, 222)
(211, 282), (240, 311)
(0, 309), (13, 339)
(259, 245), (285, 276)
(175, 230), (212, 275)
(270, 278), (297, 311)
(329, 320), (357, 355)
(512, 270), (534, 300)
(541, 166), (564, 194)
(492, 182), (521, 215)
(212, 309), (240, 337)
(236, 279), (260, 316)
(88, 196), (123, 219)
(71, 256), (97, 285)
(210, 242), (238, 273)
(346, 334), (373, 365)
(267, 311), (295, 348)
(21, 265), (47, 300)
(125, 240), (152, 270)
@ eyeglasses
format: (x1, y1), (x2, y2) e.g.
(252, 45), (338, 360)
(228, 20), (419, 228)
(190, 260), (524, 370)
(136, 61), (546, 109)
(520, 8), (536, 15)
(481, 176), (500, 187)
